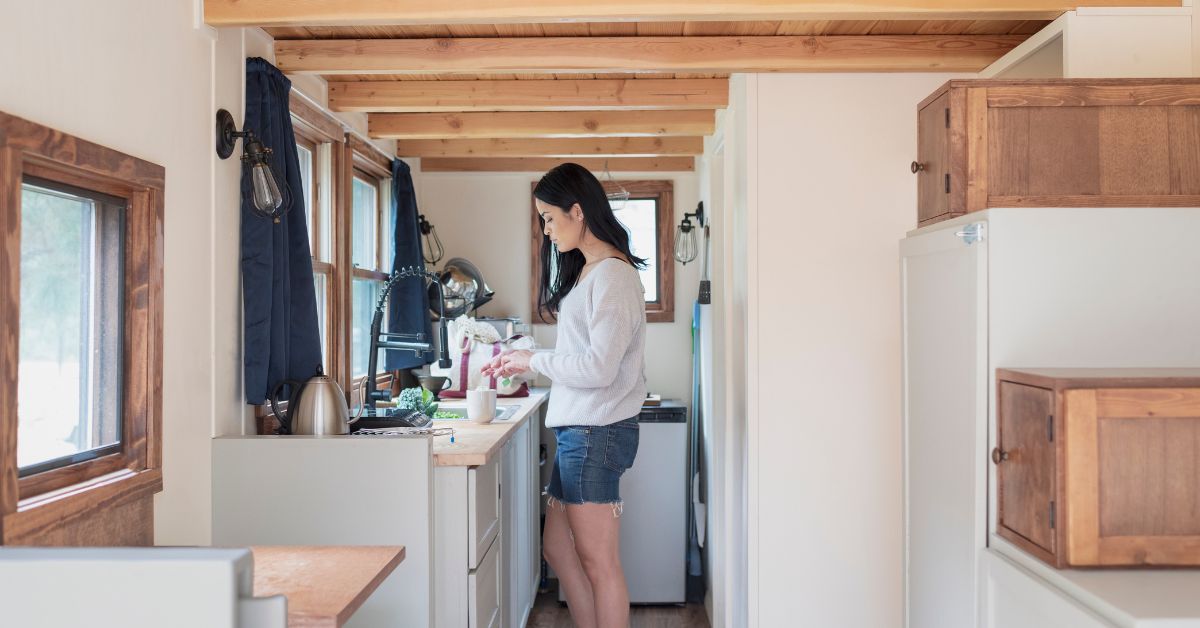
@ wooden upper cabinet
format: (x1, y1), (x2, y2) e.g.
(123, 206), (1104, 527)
(996, 369), (1200, 568)
(914, 79), (1200, 227)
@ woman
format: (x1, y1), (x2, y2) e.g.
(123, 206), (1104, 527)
(481, 163), (647, 628)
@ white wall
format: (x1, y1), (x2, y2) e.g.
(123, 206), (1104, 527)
(413, 169), (702, 406)
(744, 73), (959, 628)
(0, 1), (222, 544)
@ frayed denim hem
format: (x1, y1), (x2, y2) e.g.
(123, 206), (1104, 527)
(544, 493), (624, 518)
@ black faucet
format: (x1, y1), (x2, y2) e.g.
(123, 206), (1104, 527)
(363, 265), (452, 412)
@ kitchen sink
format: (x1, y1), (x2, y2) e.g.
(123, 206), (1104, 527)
(432, 404), (519, 421)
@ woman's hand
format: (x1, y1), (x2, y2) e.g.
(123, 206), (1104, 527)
(481, 349), (534, 379)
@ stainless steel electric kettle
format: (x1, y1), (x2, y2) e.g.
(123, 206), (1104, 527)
(268, 369), (365, 435)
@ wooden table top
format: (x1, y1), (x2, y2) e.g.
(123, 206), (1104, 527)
(250, 545), (405, 628)
(430, 390), (548, 466)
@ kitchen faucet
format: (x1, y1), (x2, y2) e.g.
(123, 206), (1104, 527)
(363, 265), (452, 412)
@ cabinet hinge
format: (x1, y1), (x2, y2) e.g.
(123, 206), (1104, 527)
(945, 108), (950, 128)
(1050, 500), (1056, 529)
(944, 173), (950, 194)
(1048, 414), (1055, 442)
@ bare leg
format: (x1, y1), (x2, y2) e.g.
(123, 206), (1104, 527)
(567, 502), (629, 628)
(543, 498), (597, 628)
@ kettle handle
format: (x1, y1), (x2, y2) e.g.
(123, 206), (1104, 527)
(348, 374), (370, 426)
(268, 379), (305, 435)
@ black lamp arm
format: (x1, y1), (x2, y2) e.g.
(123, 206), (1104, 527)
(363, 266), (452, 410)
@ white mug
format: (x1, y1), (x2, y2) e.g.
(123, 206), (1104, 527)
(467, 388), (497, 423)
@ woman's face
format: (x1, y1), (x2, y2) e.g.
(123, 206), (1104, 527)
(535, 198), (585, 252)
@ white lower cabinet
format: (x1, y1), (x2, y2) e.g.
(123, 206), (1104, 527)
(436, 419), (540, 628)
(470, 535), (502, 628)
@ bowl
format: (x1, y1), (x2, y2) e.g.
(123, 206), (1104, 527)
(415, 374), (451, 399)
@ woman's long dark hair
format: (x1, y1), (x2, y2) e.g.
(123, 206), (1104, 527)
(534, 163), (646, 322)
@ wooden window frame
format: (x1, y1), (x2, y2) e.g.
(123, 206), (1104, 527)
(530, 180), (675, 324)
(0, 109), (164, 545)
(347, 137), (394, 391)
(258, 101), (400, 434)
(257, 100), (347, 434)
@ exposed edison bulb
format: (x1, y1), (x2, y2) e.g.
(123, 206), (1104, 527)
(674, 224), (698, 264)
(250, 162), (284, 212)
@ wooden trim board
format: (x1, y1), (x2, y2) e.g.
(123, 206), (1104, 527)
(330, 78), (728, 112)
(204, 0), (1179, 26)
(370, 110), (714, 139)
(276, 35), (1025, 75)
(421, 156), (694, 172)
(395, 137), (704, 158)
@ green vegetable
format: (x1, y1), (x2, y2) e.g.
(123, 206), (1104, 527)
(396, 387), (438, 416)
(433, 411), (461, 419)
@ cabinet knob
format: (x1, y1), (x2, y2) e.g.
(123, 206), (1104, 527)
(910, 161), (925, 174)
(991, 447), (1010, 465)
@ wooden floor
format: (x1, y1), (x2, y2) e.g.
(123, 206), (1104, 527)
(527, 588), (711, 628)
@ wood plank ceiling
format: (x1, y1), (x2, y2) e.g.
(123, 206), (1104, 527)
(248, 18), (1064, 171)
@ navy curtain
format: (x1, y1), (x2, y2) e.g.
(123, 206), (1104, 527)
(385, 159), (434, 369)
(241, 57), (322, 404)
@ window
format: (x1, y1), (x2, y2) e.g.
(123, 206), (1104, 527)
(269, 100), (396, 432)
(350, 169), (388, 379)
(1, 109), (164, 544)
(530, 180), (675, 323)
(294, 131), (333, 370)
(18, 179), (124, 476)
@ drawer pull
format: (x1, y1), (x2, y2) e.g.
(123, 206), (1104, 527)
(991, 447), (1009, 465)
(910, 161), (925, 174)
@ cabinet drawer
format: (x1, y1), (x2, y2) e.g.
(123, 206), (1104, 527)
(469, 458), (500, 570)
(469, 534), (501, 628)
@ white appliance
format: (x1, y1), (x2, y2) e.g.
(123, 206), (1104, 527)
(560, 402), (688, 604)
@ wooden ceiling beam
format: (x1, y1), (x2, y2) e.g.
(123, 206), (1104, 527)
(395, 137), (706, 157)
(205, 0), (1175, 27)
(277, 35), (1023, 75)
(420, 157), (695, 172)
(329, 78), (728, 112)
(370, 110), (714, 139)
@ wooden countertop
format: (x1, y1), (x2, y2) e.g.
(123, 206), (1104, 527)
(430, 389), (548, 466)
(251, 545), (405, 628)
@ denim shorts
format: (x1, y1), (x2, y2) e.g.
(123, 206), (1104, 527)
(545, 417), (640, 506)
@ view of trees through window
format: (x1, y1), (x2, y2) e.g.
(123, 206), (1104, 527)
(17, 180), (123, 473)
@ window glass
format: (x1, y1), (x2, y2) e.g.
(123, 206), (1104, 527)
(18, 180), (124, 474)
(612, 198), (658, 303)
(351, 278), (382, 377)
(352, 176), (377, 270)
(297, 143), (313, 250)
(314, 272), (328, 367)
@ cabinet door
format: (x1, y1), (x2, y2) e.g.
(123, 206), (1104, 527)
(469, 458), (501, 569)
(499, 437), (516, 628)
(917, 92), (951, 224)
(470, 535), (502, 628)
(997, 381), (1057, 561)
(900, 222), (988, 628)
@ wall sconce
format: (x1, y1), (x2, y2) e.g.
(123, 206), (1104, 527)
(674, 201), (705, 265)
(418, 213), (445, 265)
(215, 109), (291, 221)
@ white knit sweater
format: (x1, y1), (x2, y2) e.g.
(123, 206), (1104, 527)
(530, 258), (648, 428)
